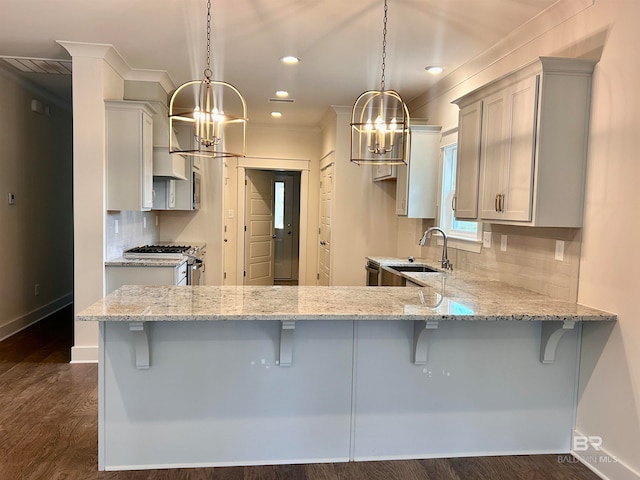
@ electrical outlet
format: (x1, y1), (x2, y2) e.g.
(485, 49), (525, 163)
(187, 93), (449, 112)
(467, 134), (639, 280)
(143, 217), (147, 229)
(500, 235), (508, 252)
(483, 232), (492, 248)
(7, 193), (15, 205)
(114, 219), (119, 234)
(155, 215), (159, 227)
(555, 240), (565, 261)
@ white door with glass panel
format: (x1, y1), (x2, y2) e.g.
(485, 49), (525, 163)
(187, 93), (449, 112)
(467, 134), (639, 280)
(244, 170), (276, 285)
(273, 172), (300, 282)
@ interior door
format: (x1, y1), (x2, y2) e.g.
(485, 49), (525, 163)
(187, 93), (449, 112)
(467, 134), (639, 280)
(244, 170), (276, 285)
(274, 173), (299, 281)
(318, 163), (333, 286)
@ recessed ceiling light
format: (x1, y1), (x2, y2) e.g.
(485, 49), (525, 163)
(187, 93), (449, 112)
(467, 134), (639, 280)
(275, 90), (289, 98)
(425, 66), (444, 75)
(280, 56), (300, 65)
(271, 111), (283, 118)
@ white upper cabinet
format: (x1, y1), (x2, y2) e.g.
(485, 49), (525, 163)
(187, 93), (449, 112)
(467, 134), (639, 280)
(396, 124), (442, 218)
(453, 57), (596, 227)
(454, 100), (482, 219)
(106, 101), (155, 211)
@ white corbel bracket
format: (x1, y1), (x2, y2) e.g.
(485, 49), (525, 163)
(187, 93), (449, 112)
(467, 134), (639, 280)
(278, 321), (296, 367)
(540, 320), (575, 364)
(413, 320), (439, 365)
(129, 322), (150, 369)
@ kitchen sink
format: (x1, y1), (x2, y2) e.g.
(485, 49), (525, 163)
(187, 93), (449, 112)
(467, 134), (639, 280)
(390, 265), (440, 273)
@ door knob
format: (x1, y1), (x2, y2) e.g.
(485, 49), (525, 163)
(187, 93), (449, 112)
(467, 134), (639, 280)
(272, 234), (277, 239)
(287, 231), (292, 235)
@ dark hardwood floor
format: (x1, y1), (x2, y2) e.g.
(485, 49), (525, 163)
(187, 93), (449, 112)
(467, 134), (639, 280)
(0, 306), (601, 480)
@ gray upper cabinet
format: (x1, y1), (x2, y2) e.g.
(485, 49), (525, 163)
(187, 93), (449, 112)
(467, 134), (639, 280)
(106, 101), (155, 211)
(453, 56), (596, 227)
(396, 124), (442, 218)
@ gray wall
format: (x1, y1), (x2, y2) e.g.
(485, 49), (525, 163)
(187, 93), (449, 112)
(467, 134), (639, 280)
(0, 68), (73, 339)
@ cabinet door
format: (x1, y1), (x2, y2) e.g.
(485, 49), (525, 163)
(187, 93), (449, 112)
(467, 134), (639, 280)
(395, 125), (441, 218)
(478, 89), (508, 220)
(106, 102), (154, 212)
(395, 164), (408, 215)
(501, 75), (538, 222)
(454, 101), (482, 220)
(142, 111), (154, 210)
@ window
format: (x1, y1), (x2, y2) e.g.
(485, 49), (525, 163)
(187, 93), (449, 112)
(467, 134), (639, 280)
(440, 144), (482, 243)
(274, 181), (285, 229)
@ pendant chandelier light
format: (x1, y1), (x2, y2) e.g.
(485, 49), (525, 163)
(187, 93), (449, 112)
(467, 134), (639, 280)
(169, 0), (247, 158)
(350, 0), (410, 165)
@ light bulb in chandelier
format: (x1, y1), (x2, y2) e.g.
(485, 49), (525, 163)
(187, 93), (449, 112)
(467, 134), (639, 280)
(193, 105), (225, 148)
(365, 115), (398, 155)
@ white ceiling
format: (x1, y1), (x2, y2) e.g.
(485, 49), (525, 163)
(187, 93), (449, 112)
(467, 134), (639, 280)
(0, 0), (560, 126)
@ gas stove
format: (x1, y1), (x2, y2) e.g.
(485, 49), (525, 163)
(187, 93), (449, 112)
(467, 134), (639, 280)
(124, 245), (193, 259)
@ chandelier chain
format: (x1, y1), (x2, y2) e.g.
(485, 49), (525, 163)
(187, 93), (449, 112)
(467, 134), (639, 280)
(380, 0), (388, 91)
(205, 0), (213, 79)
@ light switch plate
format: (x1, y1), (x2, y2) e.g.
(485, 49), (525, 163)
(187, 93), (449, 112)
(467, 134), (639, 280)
(501, 235), (507, 252)
(555, 240), (565, 261)
(7, 192), (15, 205)
(483, 232), (492, 248)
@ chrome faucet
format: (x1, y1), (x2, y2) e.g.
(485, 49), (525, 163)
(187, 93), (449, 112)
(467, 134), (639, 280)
(419, 227), (453, 270)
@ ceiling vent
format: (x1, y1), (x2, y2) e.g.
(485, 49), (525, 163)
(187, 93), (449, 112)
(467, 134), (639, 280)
(268, 98), (295, 103)
(0, 56), (72, 75)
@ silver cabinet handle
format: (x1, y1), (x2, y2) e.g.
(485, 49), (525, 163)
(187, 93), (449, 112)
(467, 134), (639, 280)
(451, 194), (456, 212)
(495, 194), (499, 212)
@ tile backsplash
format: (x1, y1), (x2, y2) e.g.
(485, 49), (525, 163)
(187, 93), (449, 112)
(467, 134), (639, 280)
(405, 218), (581, 302)
(106, 211), (159, 260)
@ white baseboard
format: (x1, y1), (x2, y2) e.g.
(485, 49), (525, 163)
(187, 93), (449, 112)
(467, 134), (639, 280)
(572, 430), (640, 480)
(71, 345), (99, 363)
(0, 293), (73, 342)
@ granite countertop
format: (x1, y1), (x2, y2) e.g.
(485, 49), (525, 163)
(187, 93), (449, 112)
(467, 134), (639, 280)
(105, 257), (188, 267)
(76, 280), (615, 322)
(105, 241), (206, 267)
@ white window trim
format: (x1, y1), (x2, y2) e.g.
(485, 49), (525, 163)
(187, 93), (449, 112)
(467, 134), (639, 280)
(438, 137), (483, 253)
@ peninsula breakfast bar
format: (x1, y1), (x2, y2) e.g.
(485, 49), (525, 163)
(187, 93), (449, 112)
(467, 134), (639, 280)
(77, 271), (615, 471)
